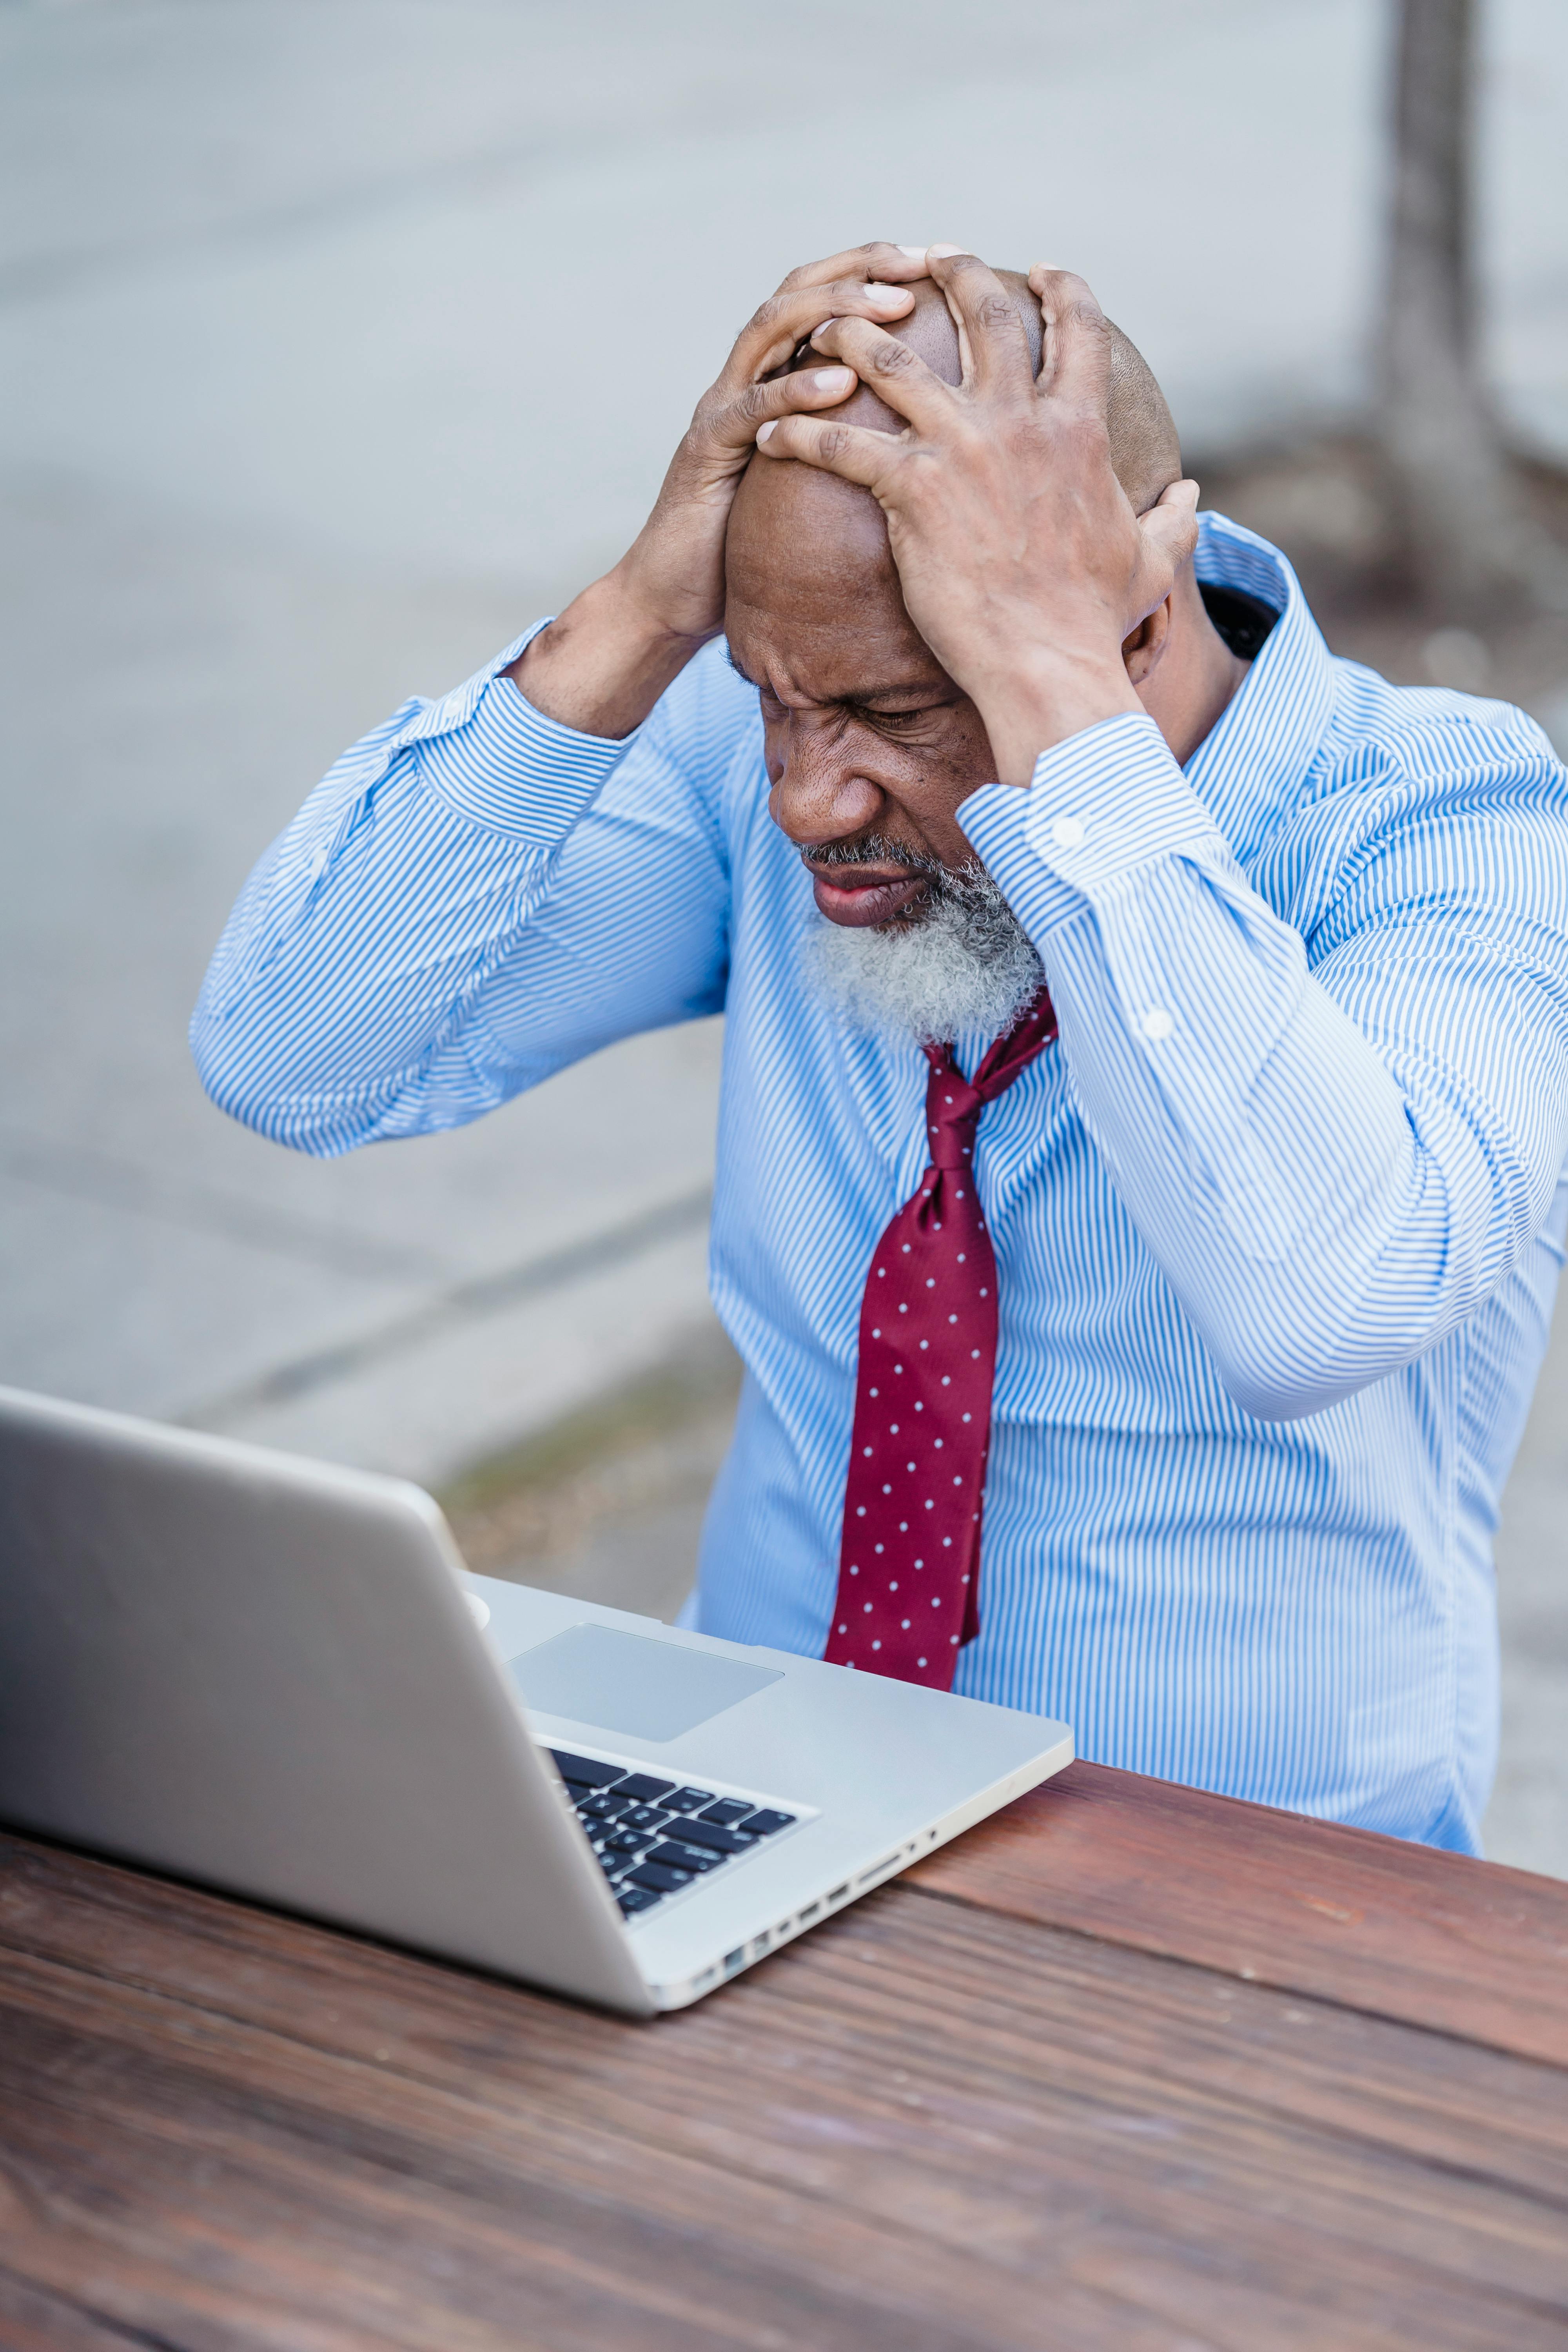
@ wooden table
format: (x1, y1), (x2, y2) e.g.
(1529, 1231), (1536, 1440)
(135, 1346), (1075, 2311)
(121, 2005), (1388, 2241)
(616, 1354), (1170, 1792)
(2, 1762), (1566, 2351)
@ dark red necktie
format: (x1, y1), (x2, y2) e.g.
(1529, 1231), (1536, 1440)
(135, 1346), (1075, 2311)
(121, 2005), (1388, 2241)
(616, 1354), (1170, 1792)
(825, 991), (1058, 1689)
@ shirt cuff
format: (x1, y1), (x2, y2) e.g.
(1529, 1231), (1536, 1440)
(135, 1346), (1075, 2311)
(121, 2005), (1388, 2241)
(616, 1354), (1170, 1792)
(405, 621), (645, 845)
(957, 710), (1227, 937)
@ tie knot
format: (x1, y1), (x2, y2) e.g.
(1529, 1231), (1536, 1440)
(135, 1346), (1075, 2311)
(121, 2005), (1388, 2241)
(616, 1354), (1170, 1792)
(924, 1065), (982, 1170)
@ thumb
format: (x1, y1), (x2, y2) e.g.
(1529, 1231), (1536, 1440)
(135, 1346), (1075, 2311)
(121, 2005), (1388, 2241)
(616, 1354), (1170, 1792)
(1137, 477), (1201, 580)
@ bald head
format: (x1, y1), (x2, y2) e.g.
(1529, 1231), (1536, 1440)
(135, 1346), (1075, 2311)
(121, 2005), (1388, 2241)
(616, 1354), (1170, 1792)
(727, 269), (1181, 608)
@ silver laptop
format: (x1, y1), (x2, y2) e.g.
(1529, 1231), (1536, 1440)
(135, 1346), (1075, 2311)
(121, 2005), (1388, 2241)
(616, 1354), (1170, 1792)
(0, 1384), (1072, 2015)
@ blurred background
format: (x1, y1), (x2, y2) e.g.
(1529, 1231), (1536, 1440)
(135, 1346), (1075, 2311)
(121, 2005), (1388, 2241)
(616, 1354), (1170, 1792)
(3, 0), (1564, 1869)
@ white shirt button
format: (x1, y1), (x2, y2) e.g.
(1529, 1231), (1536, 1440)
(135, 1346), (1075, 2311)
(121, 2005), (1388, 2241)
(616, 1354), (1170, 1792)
(1051, 815), (1086, 849)
(1141, 1007), (1175, 1041)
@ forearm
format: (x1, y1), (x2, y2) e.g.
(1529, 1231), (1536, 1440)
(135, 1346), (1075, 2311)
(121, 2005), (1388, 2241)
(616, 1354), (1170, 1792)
(192, 632), (636, 1152)
(961, 716), (1567, 1417)
(508, 562), (710, 742)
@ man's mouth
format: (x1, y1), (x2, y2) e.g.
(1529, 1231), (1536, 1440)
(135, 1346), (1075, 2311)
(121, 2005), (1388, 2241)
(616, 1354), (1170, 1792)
(806, 862), (931, 929)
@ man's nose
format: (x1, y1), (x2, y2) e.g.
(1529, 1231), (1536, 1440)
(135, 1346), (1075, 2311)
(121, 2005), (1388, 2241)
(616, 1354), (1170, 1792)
(768, 713), (883, 847)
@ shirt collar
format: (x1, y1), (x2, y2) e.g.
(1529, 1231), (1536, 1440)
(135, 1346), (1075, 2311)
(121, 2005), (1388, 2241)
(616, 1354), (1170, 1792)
(1182, 510), (1338, 862)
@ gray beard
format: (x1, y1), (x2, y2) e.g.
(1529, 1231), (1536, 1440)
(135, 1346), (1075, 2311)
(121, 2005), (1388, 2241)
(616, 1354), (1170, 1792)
(799, 836), (1045, 1048)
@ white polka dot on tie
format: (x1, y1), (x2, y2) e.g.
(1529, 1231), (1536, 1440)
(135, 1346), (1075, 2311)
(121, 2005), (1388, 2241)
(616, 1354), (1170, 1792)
(941, 1376), (951, 1387)
(857, 1505), (867, 1517)
(957, 1253), (966, 1263)
(889, 1581), (898, 1592)
(898, 1303), (908, 1314)
(917, 1656), (927, 1668)
(944, 1536), (953, 1547)
(872, 1639), (882, 1650)
(899, 1521), (908, 1532)
(948, 1314), (958, 1323)
(875, 1543), (884, 1553)
(907, 1461), (916, 1472)
(914, 1401), (923, 1412)
(979, 1288), (988, 1299)
(950, 1634), (960, 1645)
(902, 1243), (911, 1253)
(849, 1564), (859, 1575)
(869, 1387), (879, 1398)
(931, 1595), (942, 1607)
(864, 1602), (873, 1613)
(971, 1350), (981, 1359)
(925, 1499), (935, 1510)
(915, 1557), (923, 1567)
(901, 1617), (911, 1629)
(871, 1327), (881, 1338)
(838, 1624), (847, 1634)
(934, 1438), (944, 1450)
(863, 1446), (873, 1457)
(925, 1278), (936, 1289)
(961, 1412), (972, 1423)
(882, 1483), (892, 1495)
(953, 1476), (962, 1486)
(919, 1340), (928, 1350)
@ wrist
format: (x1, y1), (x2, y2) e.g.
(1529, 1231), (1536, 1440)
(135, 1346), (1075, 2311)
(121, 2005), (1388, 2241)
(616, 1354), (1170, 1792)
(509, 566), (710, 740)
(971, 653), (1142, 786)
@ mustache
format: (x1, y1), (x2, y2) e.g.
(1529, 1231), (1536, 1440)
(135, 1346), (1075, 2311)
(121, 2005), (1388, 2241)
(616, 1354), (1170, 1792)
(804, 837), (973, 889)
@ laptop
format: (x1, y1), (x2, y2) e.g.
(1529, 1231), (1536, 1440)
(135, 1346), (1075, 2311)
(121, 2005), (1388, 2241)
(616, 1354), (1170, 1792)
(0, 1384), (1073, 2015)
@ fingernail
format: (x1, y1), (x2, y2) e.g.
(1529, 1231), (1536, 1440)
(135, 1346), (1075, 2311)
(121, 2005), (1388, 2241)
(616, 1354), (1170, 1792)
(812, 367), (854, 393)
(864, 282), (907, 307)
(809, 316), (838, 346)
(927, 243), (968, 258)
(756, 420), (777, 446)
(897, 244), (929, 260)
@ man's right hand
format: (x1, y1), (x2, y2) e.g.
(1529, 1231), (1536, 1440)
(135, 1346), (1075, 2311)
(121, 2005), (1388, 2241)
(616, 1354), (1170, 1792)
(510, 243), (932, 740)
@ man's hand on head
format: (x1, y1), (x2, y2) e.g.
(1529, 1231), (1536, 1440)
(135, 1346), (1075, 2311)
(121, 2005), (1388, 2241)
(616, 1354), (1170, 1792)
(754, 250), (1201, 784)
(510, 243), (932, 742)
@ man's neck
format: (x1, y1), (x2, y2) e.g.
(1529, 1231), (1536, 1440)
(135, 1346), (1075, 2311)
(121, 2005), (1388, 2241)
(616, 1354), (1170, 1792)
(1141, 571), (1252, 766)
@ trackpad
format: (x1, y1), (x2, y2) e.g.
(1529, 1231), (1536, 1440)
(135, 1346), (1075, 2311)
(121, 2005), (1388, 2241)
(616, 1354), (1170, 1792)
(508, 1624), (782, 1743)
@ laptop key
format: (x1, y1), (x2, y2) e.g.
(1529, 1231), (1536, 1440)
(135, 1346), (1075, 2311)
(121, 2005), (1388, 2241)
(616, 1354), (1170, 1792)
(599, 1828), (656, 1857)
(661, 1787), (716, 1815)
(646, 1840), (722, 1874)
(739, 1809), (797, 1838)
(671, 1818), (755, 1856)
(548, 1749), (624, 1790)
(696, 1799), (756, 1829)
(627, 1861), (701, 1894)
(618, 1804), (670, 1832)
(617, 1886), (661, 1915)
(615, 1774), (676, 1803)
(579, 1792), (630, 1822)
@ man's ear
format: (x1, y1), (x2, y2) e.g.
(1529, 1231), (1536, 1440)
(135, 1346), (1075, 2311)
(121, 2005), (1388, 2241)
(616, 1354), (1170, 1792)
(1121, 599), (1172, 687)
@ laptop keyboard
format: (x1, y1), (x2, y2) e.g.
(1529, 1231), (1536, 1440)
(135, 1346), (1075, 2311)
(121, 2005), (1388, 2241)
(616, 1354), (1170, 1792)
(545, 1747), (800, 1921)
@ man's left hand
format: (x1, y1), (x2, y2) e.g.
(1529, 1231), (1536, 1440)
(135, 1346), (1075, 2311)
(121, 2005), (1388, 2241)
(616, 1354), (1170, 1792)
(755, 249), (1200, 785)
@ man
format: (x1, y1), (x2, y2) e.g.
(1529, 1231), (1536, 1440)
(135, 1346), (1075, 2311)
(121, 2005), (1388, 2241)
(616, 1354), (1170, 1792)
(194, 244), (1568, 1852)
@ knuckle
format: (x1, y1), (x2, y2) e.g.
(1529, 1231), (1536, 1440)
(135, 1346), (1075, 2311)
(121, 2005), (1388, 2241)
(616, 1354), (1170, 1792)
(748, 293), (786, 338)
(976, 292), (1017, 334)
(868, 337), (916, 377)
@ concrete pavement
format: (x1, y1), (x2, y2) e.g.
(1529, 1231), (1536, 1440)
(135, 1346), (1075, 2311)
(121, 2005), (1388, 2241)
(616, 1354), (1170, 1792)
(2, 0), (1565, 1871)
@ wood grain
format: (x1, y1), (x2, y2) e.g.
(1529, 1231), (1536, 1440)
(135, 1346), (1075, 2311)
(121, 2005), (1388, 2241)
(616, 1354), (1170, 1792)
(0, 1829), (1565, 2350)
(913, 1760), (1568, 2064)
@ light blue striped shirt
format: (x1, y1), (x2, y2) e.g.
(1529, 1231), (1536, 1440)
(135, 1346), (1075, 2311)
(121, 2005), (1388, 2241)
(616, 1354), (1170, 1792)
(194, 513), (1568, 1852)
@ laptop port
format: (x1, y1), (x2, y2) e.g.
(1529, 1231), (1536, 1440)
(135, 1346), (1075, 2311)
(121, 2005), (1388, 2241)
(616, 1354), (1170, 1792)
(827, 1884), (848, 1903)
(798, 1901), (820, 1922)
(723, 1947), (746, 1974)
